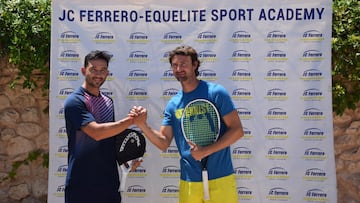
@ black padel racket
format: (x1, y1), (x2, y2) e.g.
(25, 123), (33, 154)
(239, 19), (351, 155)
(181, 99), (220, 200)
(115, 129), (146, 191)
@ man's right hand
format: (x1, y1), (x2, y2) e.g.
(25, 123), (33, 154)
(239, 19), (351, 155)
(129, 106), (147, 125)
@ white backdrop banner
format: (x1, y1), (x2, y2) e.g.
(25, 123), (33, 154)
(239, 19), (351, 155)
(48, 0), (336, 202)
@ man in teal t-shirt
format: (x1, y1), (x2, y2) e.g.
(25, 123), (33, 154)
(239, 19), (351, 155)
(133, 45), (244, 203)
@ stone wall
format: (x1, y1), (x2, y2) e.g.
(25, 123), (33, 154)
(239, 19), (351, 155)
(0, 56), (359, 202)
(0, 57), (49, 203)
(334, 105), (360, 203)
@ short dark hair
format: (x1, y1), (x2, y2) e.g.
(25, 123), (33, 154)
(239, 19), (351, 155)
(84, 50), (112, 67)
(168, 45), (200, 76)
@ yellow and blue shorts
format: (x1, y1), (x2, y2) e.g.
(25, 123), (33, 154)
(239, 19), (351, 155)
(179, 174), (238, 203)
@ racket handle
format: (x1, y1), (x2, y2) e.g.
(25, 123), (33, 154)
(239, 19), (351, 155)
(120, 162), (131, 192)
(202, 170), (210, 200)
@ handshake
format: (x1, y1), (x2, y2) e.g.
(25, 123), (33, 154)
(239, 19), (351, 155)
(128, 106), (147, 125)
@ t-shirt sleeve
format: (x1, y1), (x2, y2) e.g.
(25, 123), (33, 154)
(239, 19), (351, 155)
(212, 84), (236, 116)
(64, 95), (95, 131)
(162, 103), (172, 126)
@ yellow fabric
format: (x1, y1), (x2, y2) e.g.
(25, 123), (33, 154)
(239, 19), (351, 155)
(179, 174), (238, 203)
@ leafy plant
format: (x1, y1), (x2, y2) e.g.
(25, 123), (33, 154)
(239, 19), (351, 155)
(0, 0), (50, 182)
(0, 0), (51, 90)
(332, 0), (360, 115)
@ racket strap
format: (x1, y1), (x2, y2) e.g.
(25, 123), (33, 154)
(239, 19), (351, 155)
(202, 169), (210, 200)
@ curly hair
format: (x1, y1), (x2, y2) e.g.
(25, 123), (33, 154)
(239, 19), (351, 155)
(168, 45), (201, 76)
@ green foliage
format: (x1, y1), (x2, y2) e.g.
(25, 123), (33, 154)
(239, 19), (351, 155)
(0, 150), (49, 183)
(0, 0), (51, 90)
(332, 0), (360, 115)
(0, 1), (50, 182)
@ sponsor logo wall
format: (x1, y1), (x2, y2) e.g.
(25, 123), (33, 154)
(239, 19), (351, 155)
(49, 0), (336, 202)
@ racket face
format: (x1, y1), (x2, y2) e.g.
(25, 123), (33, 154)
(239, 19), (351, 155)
(181, 99), (220, 146)
(116, 129), (146, 165)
